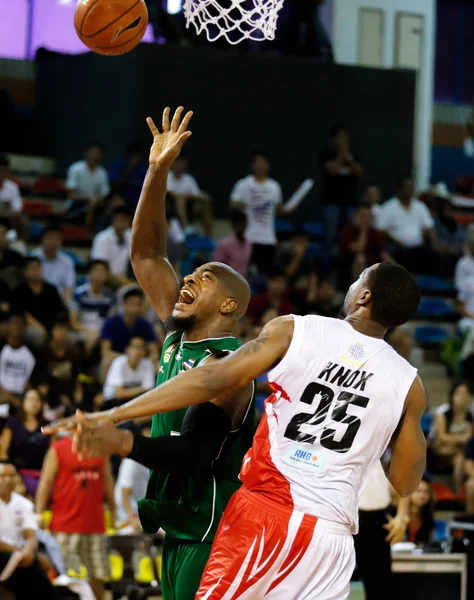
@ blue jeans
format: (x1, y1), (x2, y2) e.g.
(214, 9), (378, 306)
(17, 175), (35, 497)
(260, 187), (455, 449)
(321, 204), (355, 278)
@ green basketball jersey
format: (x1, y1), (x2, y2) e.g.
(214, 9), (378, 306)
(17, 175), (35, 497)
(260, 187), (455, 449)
(138, 330), (255, 543)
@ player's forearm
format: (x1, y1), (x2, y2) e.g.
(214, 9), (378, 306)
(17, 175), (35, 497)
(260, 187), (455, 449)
(111, 364), (228, 423)
(131, 164), (169, 261)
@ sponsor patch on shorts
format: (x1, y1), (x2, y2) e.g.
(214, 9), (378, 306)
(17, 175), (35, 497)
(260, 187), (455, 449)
(284, 444), (328, 472)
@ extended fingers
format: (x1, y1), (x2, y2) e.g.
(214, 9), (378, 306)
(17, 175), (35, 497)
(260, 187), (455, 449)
(42, 417), (78, 435)
(146, 117), (160, 137)
(170, 106), (184, 132)
(162, 107), (171, 132)
(177, 110), (193, 135)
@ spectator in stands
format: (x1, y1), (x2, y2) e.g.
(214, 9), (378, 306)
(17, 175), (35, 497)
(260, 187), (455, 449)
(406, 479), (435, 546)
(339, 203), (391, 289)
(70, 259), (116, 355)
(11, 257), (67, 347)
(94, 191), (126, 233)
(100, 288), (157, 374)
(0, 314), (38, 412)
(36, 435), (115, 600)
(0, 155), (28, 244)
(66, 140), (110, 229)
(114, 424), (151, 530)
(212, 211), (252, 277)
(43, 318), (80, 405)
(0, 218), (24, 289)
(456, 270), (474, 331)
(455, 224), (474, 292)
(91, 205), (133, 285)
(319, 124), (364, 273)
(33, 224), (76, 303)
(247, 268), (295, 325)
(304, 275), (341, 317)
(167, 155), (213, 236)
(229, 151), (295, 275)
(0, 389), (49, 497)
(378, 177), (436, 273)
(0, 461), (56, 598)
(109, 142), (148, 206)
(103, 336), (155, 407)
(361, 184), (382, 229)
(276, 228), (313, 284)
(433, 381), (473, 492)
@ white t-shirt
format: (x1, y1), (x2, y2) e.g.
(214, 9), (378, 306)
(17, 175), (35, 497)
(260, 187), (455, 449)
(379, 197), (434, 247)
(359, 461), (391, 511)
(66, 160), (110, 199)
(0, 492), (37, 547)
(371, 204), (382, 230)
(0, 344), (36, 395)
(168, 218), (186, 244)
(230, 175), (282, 245)
(114, 458), (149, 523)
(0, 179), (22, 212)
(167, 172), (201, 196)
(103, 354), (155, 401)
(458, 280), (474, 330)
(91, 226), (131, 276)
(455, 255), (474, 292)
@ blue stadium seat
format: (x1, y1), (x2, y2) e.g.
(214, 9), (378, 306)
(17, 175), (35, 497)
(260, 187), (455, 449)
(421, 412), (433, 436)
(306, 242), (322, 259)
(75, 275), (87, 288)
(185, 234), (215, 253)
(414, 326), (449, 345)
(417, 298), (457, 318)
(416, 275), (454, 293)
(275, 219), (295, 234)
(29, 222), (44, 238)
(63, 250), (85, 266)
(433, 519), (447, 542)
(303, 222), (324, 238)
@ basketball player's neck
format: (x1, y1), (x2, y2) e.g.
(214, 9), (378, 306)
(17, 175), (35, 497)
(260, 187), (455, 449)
(182, 322), (235, 343)
(344, 314), (386, 340)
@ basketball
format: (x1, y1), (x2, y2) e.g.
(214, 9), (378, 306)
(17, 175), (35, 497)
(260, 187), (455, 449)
(74, 0), (149, 56)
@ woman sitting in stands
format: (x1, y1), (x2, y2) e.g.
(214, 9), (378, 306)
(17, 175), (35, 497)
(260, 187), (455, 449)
(0, 388), (49, 497)
(406, 479), (435, 546)
(433, 381), (473, 492)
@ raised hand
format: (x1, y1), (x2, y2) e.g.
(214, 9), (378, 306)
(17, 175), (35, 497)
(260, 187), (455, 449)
(147, 106), (193, 170)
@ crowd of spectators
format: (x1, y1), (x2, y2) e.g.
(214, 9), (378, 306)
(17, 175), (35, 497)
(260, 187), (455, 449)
(2, 112), (474, 595)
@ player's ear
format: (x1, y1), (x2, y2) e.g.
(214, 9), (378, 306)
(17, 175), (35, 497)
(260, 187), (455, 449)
(357, 288), (372, 306)
(220, 298), (237, 315)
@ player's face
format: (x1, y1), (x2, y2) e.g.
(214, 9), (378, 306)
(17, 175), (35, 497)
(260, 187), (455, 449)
(173, 263), (223, 321)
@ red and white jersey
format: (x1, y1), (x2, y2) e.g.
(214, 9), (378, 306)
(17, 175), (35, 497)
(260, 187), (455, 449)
(240, 315), (417, 533)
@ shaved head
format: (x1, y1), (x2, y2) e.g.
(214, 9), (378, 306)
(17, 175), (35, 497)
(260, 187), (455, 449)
(204, 262), (251, 320)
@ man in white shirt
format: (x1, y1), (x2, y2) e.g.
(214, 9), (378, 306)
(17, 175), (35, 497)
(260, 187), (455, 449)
(66, 141), (110, 228)
(91, 206), (132, 285)
(229, 151), (293, 274)
(0, 156), (28, 245)
(379, 177), (437, 273)
(32, 224), (76, 303)
(455, 226), (474, 292)
(103, 336), (155, 406)
(167, 156), (212, 236)
(114, 424), (151, 529)
(0, 461), (55, 598)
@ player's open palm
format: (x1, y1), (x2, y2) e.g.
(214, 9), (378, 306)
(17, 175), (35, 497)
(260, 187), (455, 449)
(147, 106), (193, 169)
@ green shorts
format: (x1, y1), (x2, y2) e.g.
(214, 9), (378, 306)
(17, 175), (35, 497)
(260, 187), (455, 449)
(161, 536), (212, 600)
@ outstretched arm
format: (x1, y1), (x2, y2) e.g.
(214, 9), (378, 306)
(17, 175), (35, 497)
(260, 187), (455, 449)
(43, 316), (294, 434)
(387, 375), (427, 497)
(131, 107), (193, 322)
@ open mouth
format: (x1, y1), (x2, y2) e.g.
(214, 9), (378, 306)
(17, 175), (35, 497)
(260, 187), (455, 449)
(178, 288), (195, 305)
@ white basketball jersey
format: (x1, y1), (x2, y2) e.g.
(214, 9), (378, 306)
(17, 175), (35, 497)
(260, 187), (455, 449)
(240, 315), (417, 533)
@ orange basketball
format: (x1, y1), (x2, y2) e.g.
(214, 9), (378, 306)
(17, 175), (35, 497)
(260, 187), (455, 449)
(74, 0), (149, 56)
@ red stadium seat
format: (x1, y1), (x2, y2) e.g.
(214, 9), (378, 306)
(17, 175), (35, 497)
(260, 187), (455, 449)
(32, 177), (66, 195)
(431, 482), (457, 503)
(22, 200), (54, 216)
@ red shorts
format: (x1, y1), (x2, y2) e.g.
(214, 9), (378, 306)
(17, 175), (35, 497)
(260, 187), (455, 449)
(197, 487), (355, 600)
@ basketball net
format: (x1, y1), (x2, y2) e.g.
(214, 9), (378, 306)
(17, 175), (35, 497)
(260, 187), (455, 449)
(183, 0), (285, 45)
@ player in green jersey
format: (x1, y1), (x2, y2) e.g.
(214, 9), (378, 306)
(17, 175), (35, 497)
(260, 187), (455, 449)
(45, 107), (255, 600)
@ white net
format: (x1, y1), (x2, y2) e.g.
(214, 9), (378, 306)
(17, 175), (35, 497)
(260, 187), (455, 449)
(183, 0), (285, 45)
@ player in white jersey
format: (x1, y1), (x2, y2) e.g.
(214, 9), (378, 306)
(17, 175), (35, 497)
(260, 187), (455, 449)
(47, 261), (427, 600)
